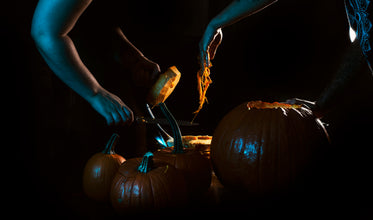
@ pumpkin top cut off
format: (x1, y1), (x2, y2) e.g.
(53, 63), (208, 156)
(246, 101), (301, 110)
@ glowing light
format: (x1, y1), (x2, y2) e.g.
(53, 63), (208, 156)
(349, 26), (357, 42)
(155, 135), (167, 148)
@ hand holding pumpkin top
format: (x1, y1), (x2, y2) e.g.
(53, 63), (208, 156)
(114, 27), (161, 88)
(130, 56), (161, 88)
(284, 98), (324, 119)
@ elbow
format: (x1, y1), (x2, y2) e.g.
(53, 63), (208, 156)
(31, 22), (43, 45)
(31, 27), (68, 57)
(31, 23), (65, 50)
(31, 24), (50, 49)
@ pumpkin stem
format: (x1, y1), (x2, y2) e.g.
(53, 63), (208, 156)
(102, 133), (120, 154)
(138, 152), (154, 173)
(159, 102), (184, 154)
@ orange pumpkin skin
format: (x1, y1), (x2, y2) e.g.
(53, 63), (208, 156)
(82, 134), (125, 202)
(154, 147), (212, 196)
(211, 101), (330, 195)
(110, 153), (187, 214)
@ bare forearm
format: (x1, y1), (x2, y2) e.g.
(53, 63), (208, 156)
(113, 27), (145, 66)
(34, 34), (102, 101)
(208, 0), (278, 29)
(316, 40), (365, 112)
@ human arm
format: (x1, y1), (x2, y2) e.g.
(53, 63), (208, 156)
(199, 0), (278, 66)
(113, 27), (161, 88)
(286, 40), (366, 118)
(31, 0), (133, 125)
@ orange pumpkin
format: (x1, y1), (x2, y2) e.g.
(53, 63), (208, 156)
(211, 101), (330, 195)
(82, 133), (125, 202)
(110, 152), (187, 214)
(154, 103), (212, 197)
(154, 146), (211, 197)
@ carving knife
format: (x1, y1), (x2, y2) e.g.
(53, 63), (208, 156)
(135, 116), (198, 126)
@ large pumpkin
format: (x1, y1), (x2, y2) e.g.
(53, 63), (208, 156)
(211, 101), (330, 195)
(110, 152), (187, 214)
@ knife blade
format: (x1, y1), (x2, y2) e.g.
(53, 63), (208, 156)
(136, 116), (199, 126)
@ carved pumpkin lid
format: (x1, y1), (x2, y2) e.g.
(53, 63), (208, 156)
(246, 101), (301, 110)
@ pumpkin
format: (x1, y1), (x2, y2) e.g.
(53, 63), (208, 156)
(147, 66), (181, 107)
(211, 101), (330, 195)
(82, 133), (125, 202)
(154, 103), (212, 197)
(110, 152), (187, 214)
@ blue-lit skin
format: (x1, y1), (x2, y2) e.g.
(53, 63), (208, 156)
(199, 0), (372, 119)
(200, 0), (372, 75)
(31, 0), (160, 126)
(199, 0), (278, 66)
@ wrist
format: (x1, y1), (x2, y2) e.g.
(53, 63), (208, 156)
(84, 84), (105, 104)
(207, 19), (221, 31)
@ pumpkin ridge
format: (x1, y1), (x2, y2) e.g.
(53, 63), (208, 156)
(148, 172), (163, 209)
(153, 167), (172, 208)
(128, 175), (136, 208)
(276, 108), (290, 188)
(260, 109), (275, 192)
(147, 172), (155, 208)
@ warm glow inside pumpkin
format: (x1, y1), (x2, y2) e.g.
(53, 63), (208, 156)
(167, 135), (212, 159)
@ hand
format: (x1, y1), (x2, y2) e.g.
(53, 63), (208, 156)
(284, 98), (323, 118)
(199, 26), (223, 67)
(88, 88), (134, 126)
(131, 56), (161, 88)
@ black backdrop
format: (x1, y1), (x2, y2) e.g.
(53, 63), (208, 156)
(5, 0), (373, 218)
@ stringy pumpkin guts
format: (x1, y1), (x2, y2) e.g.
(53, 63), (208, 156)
(193, 61), (212, 120)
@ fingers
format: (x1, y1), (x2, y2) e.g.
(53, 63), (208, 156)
(120, 105), (134, 125)
(209, 28), (223, 60)
(199, 28), (223, 68)
(104, 97), (134, 126)
(131, 59), (161, 88)
(285, 98), (315, 106)
(89, 88), (135, 126)
(109, 105), (134, 126)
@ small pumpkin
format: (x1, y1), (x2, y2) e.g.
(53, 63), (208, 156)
(211, 101), (330, 195)
(153, 103), (212, 197)
(82, 133), (125, 202)
(110, 152), (187, 214)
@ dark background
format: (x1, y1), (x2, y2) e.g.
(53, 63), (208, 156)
(4, 0), (372, 218)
